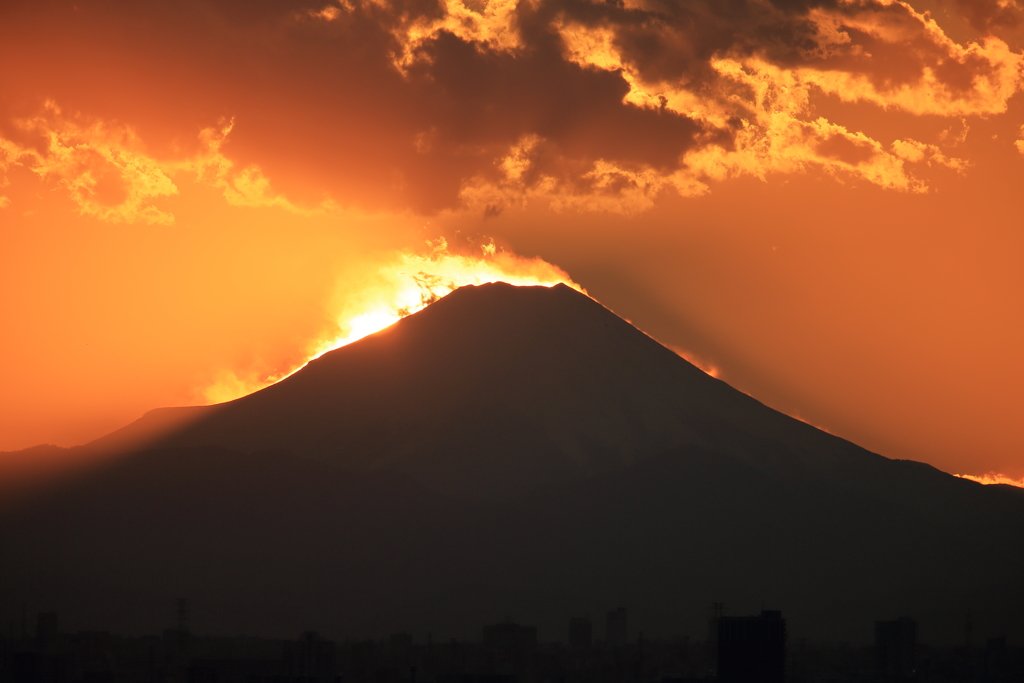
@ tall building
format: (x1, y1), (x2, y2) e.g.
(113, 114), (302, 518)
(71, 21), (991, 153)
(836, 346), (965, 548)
(606, 608), (627, 648)
(482, 620), (537, 679)
(482, 621), (537, 653)
(716, 610), (786, 683)
(876, 617), (917, 681)
(568, 617), (592, 649)
(36, 613), (59, 643)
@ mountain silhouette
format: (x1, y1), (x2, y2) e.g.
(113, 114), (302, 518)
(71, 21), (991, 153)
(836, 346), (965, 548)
(92, 283), (896, 500)
(3, 283), (1023, 643)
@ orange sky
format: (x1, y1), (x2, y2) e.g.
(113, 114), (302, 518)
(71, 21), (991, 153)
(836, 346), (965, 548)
(2, 0), (1023, 482)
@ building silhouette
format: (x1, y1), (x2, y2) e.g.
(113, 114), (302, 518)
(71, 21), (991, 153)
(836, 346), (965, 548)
(481, 620), (536, 679)
(716, 610), (786, 683)
(876, 617), (917, 681)
(606, 608), (627, 648)
(568, 617), (592, 650)
(481, 622), (536, 653)
(35, 614), (59, 645)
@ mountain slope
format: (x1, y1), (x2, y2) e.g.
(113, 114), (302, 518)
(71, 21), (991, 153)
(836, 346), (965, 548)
(3, 442), (1023, 643)
(114, 282), (887, 499)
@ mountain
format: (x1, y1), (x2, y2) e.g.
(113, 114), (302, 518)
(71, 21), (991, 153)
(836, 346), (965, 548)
(3, 283), (1024, 643)
(93, 283), (893, 500)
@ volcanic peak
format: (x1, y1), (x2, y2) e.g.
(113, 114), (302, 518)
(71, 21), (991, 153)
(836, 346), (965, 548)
(98, 282), (879, 500)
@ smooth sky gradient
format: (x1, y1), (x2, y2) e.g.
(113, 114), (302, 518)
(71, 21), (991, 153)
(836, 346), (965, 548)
(2, 0), (1023, 482)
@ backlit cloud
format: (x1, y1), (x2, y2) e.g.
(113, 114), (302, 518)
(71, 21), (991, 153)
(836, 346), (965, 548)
(188, 120), (336, 215)
(202, 236), (581, 403)
(392, 0), (525, 68)
(5, 0), (1015, 216)
(287, 0), (1018, 207)
(796, 4), (1022, 116)
(956, 472), (1024, 487)
(0, 0), (1018, 226)
(0, 102), (177, 224)
(549, 0), (1015, 194)
(0, 105), (332, 222)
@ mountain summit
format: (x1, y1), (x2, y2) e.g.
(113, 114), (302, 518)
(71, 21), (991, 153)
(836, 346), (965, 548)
(113, 282), (876, 499)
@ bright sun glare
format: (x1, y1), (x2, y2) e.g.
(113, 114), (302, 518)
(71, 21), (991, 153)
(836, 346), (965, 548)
(202, 239), (584, 404)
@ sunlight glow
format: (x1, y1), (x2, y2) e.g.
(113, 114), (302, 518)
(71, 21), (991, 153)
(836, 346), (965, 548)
(202, 238), (583, 404)
(955, 472), (1024, 488)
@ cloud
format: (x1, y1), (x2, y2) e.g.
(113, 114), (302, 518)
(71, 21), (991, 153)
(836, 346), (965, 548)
(0, 105), (335, 223)
(675, 57), (929, 192)
(187, 120), (337, 215)
(795, 4), (1023, 116)
(0, 102), (177, 224)
(458, 133), (694, 215)
(891, 137), (969, 169)
(1, 0), (1020, 215)
(265, 0), (1023, 204)
(944, 0), (1024, 42)
(546, 0), (1018, 193)
(389, 0), (526, 69)
(956, 472), (1024, 487)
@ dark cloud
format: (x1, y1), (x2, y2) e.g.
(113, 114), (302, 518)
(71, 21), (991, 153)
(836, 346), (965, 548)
(951, 0), (1024, 40)
(0, 0), (1019, 213)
